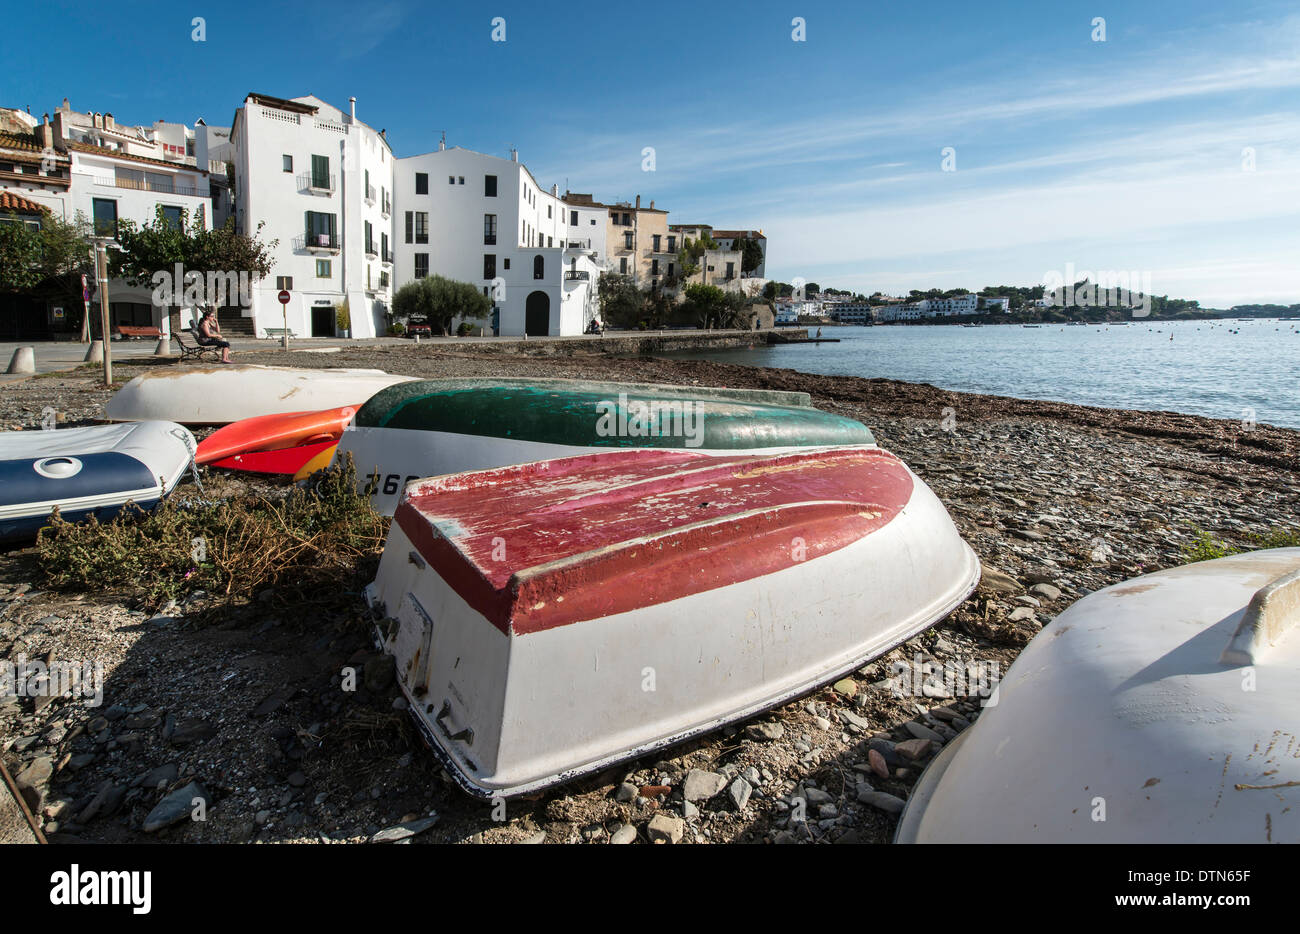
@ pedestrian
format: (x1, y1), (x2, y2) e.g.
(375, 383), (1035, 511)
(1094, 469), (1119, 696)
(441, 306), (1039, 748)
(196, 308), (233, 364)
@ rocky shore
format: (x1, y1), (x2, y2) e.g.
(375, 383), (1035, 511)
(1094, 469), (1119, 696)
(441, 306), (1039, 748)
(2, 346), (1297, 844)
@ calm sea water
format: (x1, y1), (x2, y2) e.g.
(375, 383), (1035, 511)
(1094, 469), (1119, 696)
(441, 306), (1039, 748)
(669, 320), (1300, 429)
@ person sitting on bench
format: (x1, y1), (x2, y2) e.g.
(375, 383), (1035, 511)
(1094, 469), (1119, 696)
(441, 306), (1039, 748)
(196, 308), (233, 364)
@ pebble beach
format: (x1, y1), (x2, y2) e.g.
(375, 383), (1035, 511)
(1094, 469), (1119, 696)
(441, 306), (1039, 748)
(3, 343), (1298, 844)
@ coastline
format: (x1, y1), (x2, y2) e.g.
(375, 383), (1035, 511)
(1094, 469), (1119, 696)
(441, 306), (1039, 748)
(2, 347), (1297, 845)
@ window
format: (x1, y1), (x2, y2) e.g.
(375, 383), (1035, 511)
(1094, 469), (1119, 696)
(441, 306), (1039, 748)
(415, 172), (428, 194)
(160, 205), (183, 231)
(570, 210), (578, 226)
(547, 205), (552, 218)
(668, 235), (676, 252)
(381, 232), (389, 262)
(414, 254), (428, 278)
(547, 236), (552, 248)
(448, 176), (455, 185)
(624, 232), (634, 250)
(310, 154), (330, 189)
(305, 210), (337, 247)
(365, 221), (374, 254)
(282, 154), (293, 173)
(503, 258), (510, 270)
(415, 212), (428, 244)
(652, 259), (659, 276)
(620, 257), (627, 274)
(316, 260), (331, 277)
(725, 262), (735, 279)
(484, 254), (496, 279)
(653, 234), (661, 253)
(92, 198), (117, 238)
(622, 212), (630, 225)
(484, 214), (496, 245)
(668, 262), (674, 277)
(533, 255), (544, 279)
(485, 175), (497, 197)
(276, 276), (293, 291)
(458, 176), (464, 185)
(404, 211), (413, 244)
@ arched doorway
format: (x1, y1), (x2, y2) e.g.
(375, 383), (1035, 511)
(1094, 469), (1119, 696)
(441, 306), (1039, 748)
(525, 291), (549, 336)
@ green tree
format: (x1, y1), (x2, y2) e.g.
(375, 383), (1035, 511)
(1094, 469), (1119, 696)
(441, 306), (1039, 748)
(597, 272), (645, 329)
(680, 283), (748, 328)
(732, 237), (764, 275)
(0, 217), (43, 292)
(391, 275), (490, 335)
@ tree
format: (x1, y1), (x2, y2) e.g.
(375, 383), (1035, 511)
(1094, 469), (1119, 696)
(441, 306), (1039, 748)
(732, 236), (764, 274)
(111, 208), (276, 311)
(681, 283), (748, 328)
(597, 273), (645, 329)
(0, 219), (43, 292)
(391, 275), (490, 335)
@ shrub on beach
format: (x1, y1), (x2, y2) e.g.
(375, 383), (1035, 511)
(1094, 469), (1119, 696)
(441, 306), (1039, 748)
(36, 454), (386, 612)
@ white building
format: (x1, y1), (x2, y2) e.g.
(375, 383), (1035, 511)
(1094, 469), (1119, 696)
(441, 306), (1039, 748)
(0, 102), (212, 338)
(394, 144), (601, 336)
(824, 300), (873, 324)
(230, 93), (394, 338)
(981, 296), (1011, 313)
(709, 229), (767, 278)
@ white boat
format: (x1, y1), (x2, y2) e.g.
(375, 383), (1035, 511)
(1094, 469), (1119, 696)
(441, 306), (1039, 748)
(366, 446), (980, 798)
(104, 365), (416, 425)
(896, 548), (1300, 843)
(335, 377), (875, 515)
(0, 421), (196, 542)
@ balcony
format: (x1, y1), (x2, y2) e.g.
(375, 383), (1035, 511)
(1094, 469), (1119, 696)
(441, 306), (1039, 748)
(382, 249), (393, 264)
(297, 173), (335, 194)
(381, 197), (391, 217)
(565, 238), (592, 250)
(483, 234), (497, 245)
(295, 232), (340, 252)
(364, 184), (376, 205)
(564, 270), (590, 281)
(92, 175), (208, 197)
(364, 242), (378, 259)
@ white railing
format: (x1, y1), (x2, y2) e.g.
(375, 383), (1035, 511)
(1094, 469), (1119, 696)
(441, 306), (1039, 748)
(92, 176), (209, 197)
(315, 119), (347, 134)
(260, 108), (300, 125)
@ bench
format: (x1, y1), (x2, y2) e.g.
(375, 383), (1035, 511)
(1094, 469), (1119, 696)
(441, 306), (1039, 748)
(263, 328), (298, 339)
(114, 325), (164, 340)
(174, 327), (221, 362)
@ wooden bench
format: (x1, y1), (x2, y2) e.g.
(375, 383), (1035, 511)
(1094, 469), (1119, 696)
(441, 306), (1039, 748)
(263, 328), (298, 340)
(114, 325), (164, 340)
(174, 328), (221, 362)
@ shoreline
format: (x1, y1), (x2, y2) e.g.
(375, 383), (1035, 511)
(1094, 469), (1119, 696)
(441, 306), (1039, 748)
(2, 348), (1298, 845)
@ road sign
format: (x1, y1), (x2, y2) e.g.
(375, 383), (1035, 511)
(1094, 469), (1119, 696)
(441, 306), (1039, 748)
(278, 290), (291, 305)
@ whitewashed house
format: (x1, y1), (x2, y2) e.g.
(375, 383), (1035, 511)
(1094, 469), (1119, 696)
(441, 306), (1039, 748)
(393, 144), (601, 336)
(230, 93), (394, 338)
(0, 102), (212, 338)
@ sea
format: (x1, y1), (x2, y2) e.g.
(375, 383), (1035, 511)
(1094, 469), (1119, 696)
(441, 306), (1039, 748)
(668, 319), (1300, 430)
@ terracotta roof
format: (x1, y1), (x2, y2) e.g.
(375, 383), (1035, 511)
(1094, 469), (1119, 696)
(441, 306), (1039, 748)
(0, 191), (48, 215)
(710, 229), (765, 240)
(66, 141), (208, 174)
(245, 92), (319, 115)
(0, 130), (53, 155)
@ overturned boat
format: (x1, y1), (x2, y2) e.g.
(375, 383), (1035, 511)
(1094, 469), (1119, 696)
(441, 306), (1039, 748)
(104, 366), (414, 425)
(896, 548), (1300, 844)
(0, 422), (195, 542)
(196, 404), (359, 464)
(367, 446), (980, 798)
(336, 377), (876, 514)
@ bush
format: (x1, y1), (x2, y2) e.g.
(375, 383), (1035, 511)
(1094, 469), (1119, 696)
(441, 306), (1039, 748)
(37, 454), (386, 611)
(457, 321), (475, 336)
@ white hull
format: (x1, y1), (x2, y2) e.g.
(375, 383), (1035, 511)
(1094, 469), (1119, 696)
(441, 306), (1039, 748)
(367, 462), (979, 798)
(104, 366), (415, 424)
(897, 548), (1300, 843)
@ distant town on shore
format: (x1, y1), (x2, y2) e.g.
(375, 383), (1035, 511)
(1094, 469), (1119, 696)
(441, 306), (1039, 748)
(769, 282), (1299, 325)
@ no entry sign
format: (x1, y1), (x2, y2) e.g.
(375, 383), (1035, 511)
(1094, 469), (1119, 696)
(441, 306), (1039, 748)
(278, 290), (291, 305)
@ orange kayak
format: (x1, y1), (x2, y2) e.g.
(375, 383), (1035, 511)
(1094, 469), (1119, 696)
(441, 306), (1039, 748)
(293, 443), (338, 482)
(195, 405), (359, 464)
(212, 440), (338, 475)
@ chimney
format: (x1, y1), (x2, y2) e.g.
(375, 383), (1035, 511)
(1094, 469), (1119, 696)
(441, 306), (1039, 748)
(438, 131), (445, 152)
(51, 111), (67, 150)
(649, 200), (654, 209)
(551, 183), (558, 196)
(510, 148), (518, 162)
(93, 112), (102, 128)
(349, 97), (356, 122)
(60, 97), (70, 111)
(104, 113), (114, 130)
(38, 114), (52, 150)
(635, 195), (641, 209)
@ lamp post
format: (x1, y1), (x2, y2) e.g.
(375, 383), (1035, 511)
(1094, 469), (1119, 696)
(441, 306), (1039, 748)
(89, 241), (112, 386)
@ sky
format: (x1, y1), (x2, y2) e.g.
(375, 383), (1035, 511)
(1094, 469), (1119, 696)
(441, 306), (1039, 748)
(5, 0), (1299, 307)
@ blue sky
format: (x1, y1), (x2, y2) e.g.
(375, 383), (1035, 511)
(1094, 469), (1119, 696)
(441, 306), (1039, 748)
(5, 0), (1299, 306)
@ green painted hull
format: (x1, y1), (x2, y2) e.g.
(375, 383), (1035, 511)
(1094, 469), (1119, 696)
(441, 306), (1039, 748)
(352, 378), (874, 450)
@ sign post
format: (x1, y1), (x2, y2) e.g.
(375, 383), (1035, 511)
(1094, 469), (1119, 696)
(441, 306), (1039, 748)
(278, 289), (291, 350)
(96, 243), (112, 387)
(80, 272), (91, 343)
